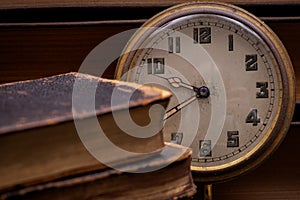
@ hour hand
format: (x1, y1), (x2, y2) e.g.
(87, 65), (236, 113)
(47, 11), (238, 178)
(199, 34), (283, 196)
(154, 75), (195, 91)
(166, 77), (195, 90)
(154, 75), (210, 99)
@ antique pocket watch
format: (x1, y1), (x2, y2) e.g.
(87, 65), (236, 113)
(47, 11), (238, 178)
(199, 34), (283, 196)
(115, 2), (295, 183)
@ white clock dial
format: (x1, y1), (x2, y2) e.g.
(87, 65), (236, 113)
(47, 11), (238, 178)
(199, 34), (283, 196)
(116, 2), (295, 182)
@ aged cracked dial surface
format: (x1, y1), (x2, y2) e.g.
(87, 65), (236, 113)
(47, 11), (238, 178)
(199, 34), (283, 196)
(116, 2), (295, 182)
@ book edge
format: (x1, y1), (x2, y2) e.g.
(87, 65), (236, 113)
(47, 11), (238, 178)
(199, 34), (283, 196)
(0, 72), (171, 135)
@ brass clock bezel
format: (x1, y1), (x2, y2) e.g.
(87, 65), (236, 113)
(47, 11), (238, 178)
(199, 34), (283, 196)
(115, 2), (295, 182)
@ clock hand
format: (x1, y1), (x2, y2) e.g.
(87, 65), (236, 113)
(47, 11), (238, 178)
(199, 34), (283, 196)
(153, 75), (194, 90)
(167, 77), (195, 90)
(153, 75), (210, 98)
(164, 95), (197, 120)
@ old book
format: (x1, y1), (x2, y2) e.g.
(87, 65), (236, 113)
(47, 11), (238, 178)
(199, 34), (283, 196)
(0, 143), (196, 200)
(0, 72), (171, 193)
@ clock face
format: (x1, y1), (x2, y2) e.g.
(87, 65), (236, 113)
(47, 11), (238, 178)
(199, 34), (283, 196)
(116, 2), (295, 181)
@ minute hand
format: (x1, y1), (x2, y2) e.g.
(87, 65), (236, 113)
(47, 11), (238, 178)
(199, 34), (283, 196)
(164, 95), (197, 121)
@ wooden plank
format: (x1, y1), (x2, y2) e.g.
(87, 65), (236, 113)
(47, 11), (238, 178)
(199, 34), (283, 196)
(0, 23), (139, 82)
(0, 0), (299, 9)
(213, 124), (300, 199)
(0, 20), (299, 100)
(268, 22), (300, 102)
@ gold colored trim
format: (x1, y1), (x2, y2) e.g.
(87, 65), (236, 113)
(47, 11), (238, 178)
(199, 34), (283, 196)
(115, 2), (295, 182)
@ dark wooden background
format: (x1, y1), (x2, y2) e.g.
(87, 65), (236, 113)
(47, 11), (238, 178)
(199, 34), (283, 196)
(0, 1), (299, 199)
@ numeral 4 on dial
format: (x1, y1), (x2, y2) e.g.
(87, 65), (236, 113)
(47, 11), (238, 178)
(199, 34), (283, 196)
(246, 109), (260, 126)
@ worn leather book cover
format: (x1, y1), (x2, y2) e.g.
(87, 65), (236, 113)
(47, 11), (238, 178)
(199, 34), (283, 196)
(1, 143), (196, 200)
(0, 72), (171, 193)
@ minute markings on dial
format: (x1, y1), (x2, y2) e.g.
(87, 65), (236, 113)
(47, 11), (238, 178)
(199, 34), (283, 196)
(136, 18), (276, 163)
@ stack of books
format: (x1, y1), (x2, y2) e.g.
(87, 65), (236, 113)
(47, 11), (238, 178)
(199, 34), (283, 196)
(0, 72), (196, 199)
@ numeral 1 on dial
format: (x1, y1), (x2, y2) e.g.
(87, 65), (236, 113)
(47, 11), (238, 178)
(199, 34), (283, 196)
(228, 34), (233, 51)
